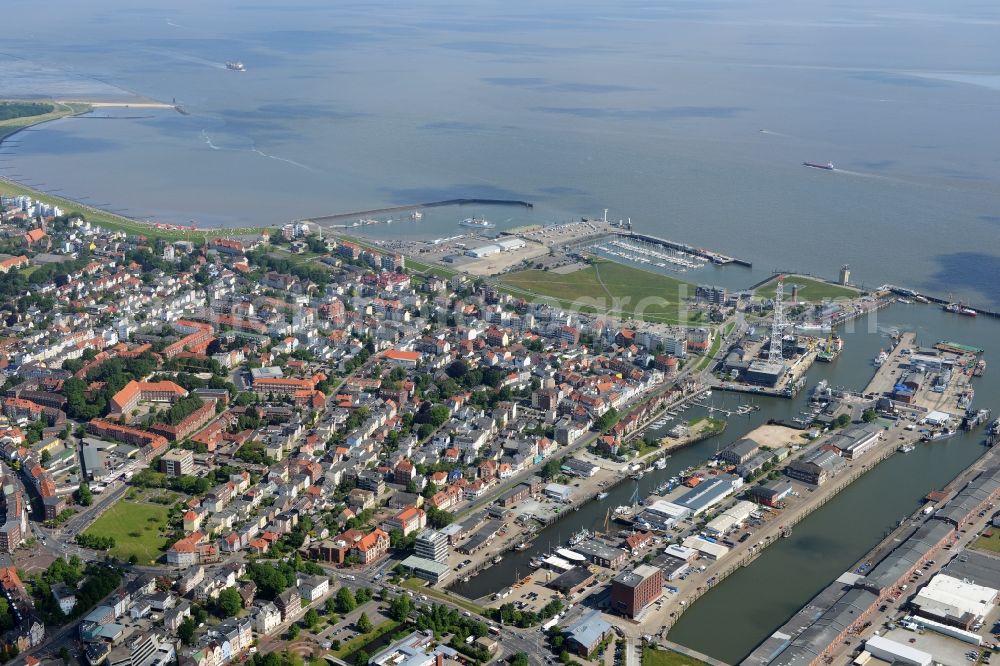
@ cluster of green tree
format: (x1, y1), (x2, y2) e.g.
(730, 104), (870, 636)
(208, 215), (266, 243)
(486, 598), (563, 628)
(0, 598), (15, 632)
(29, 561), (121, 624)
(330, 585), (373, 615)
(177, 440), (209, 454)
(62, 352), (158, 419)
(388, 528), (416, 550)
(386, 593), (415, 621)
(426, 506), (455, 529)
(0, 254), (88, 308)
(411, 604), (490, 661)
(343, 507), (376, 532)
(124, 246), (198, 276)
(234, 440), (273, 465)
(342, 344), (373, 375)
(247, 249), (331, 287)
(247, 560), (298, 599)
(131, 468), (213, 495)
(177, 604), (211, 645)
(540, 457), (565, 480)
(593, 407), (620, 433)
(161, 356), (227, 377)
(153, 395), (205, 426)
(545, 626), (587, 665)
(342, 405), (371, 432)
(212, 587), (243, 618)
(443, 360), (509, 391)
(247, 650), (307, 666)
(43, 507), (76, 527)
(414, 402), (451, 428)
(75, 533), (114, 550)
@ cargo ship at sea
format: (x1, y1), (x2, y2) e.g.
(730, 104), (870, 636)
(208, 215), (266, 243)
(802, 161), (834, 170)
(226, 61), (247, 72)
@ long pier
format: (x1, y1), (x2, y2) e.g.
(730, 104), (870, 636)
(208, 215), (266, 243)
(301, 198), (533, 224)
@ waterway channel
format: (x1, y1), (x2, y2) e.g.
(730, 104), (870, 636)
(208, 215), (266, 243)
(449, 303), (999, 664)
(669, 305), (1000, 664)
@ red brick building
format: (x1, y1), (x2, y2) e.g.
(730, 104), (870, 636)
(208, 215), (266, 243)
(610, 565), (663, 618)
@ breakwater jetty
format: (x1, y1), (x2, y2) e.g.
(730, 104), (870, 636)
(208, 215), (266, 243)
(301, 198), (533, 225)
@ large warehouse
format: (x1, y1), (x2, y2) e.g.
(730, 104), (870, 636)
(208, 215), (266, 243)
(911, 574), (998, 629)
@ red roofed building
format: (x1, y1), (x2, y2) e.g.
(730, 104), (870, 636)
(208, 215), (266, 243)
(384, 350), (421, 367)
(393, 459), (415, 485)
(2, 397), (44, 421)
(252, 376), (316, 397)
(87, 419), (168, 454)
(23, 228), (46, 245)
(382, 506), (426, 536)
(0, 256), (28, 274)
(167, 532), (208, 566)
(351, 528), (390, 564)
(109, 380), (188, 416)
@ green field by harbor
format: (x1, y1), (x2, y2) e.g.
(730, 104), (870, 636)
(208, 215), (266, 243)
(755, 274), (858, 302)
(500, 259), (695, 324)
(0, 101), (90, 141)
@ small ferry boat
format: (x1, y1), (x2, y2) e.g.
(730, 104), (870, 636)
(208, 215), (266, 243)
(226, 61), (247, 72)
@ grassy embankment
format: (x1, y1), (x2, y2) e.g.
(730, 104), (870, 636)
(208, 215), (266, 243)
(695, 333), (725, 372)
(400, 577), (485, 615)
(0, 101), (93, 140)
(972, 530), (1000, 553)
(0, 100), (269, 242)
(755, 275), (859, 302)
(643, 646), (712, 666)
(81, 498), (171, 563)
(331, 619), (402, 659)
(500, 259), (695, 325)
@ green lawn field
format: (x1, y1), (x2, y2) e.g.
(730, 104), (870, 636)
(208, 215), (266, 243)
(500, 259), (695, 324)
(643, 647), (712, 666)
(82, 499), (172, 564)
(755, 275), (858, 302)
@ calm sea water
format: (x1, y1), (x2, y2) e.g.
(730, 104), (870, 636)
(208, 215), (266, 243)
(1, 0), (999, 304)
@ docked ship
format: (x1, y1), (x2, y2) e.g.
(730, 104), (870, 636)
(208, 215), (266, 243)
(873, 349), (888, 366)
(226, 61), (247, 72)
(803, 161), (834, 170)
(898, 444), (915, 453)
(986, 419), (1000, 447)
(961, 408), (991, 431)
(410, 211), (423, 221)
(816, 334), (844, 363)
(943, 302), (977, 317)
(460, 217), (494, 229)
